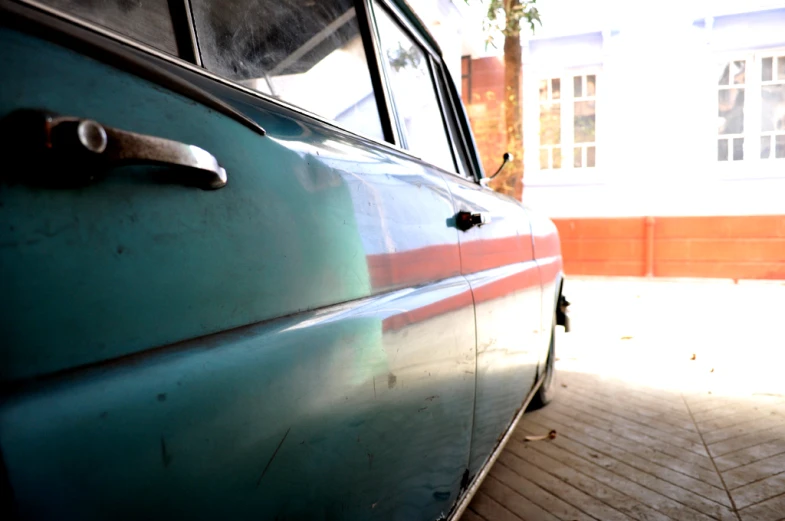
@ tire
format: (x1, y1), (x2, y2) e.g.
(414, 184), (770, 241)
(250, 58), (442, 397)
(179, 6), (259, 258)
(528, 320), (556, 410)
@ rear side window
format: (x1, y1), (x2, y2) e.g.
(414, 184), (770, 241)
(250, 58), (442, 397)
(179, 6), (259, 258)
(36, 0), (179, 55)
(191, 0), (384, 141)
(374, 5), (455, 172)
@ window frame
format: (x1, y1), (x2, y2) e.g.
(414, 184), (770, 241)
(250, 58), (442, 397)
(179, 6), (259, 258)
(20, 0), (200, 62)
(13, 0), (403, 149)
(370, 0), (482, 179)
(715, 48), (785, 178)
(14, 0), (485, 180)
(524, 66), (603, 187)
(6, 0), (266, 136)
(430, 55), (473, 179)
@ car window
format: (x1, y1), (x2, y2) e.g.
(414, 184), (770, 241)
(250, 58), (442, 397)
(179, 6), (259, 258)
(190, 0), (384, 141)
(35, 0), (179, 55)
(373, 5), (456, 173)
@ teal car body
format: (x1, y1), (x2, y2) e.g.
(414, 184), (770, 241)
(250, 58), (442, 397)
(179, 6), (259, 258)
(0, 0), (565, 519)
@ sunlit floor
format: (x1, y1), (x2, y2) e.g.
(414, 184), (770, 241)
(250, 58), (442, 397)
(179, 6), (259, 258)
(467, 277), (785, 521)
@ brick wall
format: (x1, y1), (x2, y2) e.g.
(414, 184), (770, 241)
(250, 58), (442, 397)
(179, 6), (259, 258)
(554, 215), (785, 280)
(463, 57), (507, 178)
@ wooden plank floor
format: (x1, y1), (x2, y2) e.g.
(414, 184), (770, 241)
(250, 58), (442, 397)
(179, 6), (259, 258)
(468, 370), (785, 521)
(467, 278), (785, 521)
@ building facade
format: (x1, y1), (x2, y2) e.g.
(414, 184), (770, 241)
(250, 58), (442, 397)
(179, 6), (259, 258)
(462, 0), (785, 280)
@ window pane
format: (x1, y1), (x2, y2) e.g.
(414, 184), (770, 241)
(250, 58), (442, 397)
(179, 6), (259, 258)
(732, 60), (746, 84)
(733, 137), (744, 160)
(763, 57), (773, 82)
(573, 76), (582, 98)
(761, 136), (771, 159)
(573, 146), (582, 167)
(192, 0), (383, 140)
(762, 85), (785, 132)
(552, 147), (562, 169)
(539, 79), (548, 101)
(551, 78), (561, 100)
(375, 7), (454, 171)
(718, 63), (730, 86)
(777, 135), (785, 159)
(718, 89), (744, 134)
(779, 57), (785, 80)
(539, 148), (549, 169)
(718, 139), (728, 161)
(587, 75), (596, 96)
(574, 101), (596, 143)
(39, 0), (178, 55)
(539, 104), (561, 145)
(587, 145), (596, 167)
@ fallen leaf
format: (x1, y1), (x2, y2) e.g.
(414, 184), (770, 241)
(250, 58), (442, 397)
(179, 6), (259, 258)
(690, 354), (696, 360)
(620, 336), (633, 340)
(561, 383), (568, 388)
(710, 368), (714, 373)
(524, 430), (557, 442)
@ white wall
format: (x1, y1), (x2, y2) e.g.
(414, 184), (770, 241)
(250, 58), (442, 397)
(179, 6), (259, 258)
(519, 1), (785, 218)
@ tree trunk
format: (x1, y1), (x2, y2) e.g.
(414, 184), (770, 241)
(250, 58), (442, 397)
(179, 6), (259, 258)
(491, 20), (524, 200)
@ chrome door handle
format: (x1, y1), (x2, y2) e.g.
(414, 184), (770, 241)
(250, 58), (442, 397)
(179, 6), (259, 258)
(456, 210), (491, 231)
(3, 110), (227, 190)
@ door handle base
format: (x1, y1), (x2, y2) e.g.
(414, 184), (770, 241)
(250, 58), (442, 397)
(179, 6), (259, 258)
(456, 211), (491, 231)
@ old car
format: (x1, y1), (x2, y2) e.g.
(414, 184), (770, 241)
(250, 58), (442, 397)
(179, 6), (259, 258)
(0, 0), (566, 519)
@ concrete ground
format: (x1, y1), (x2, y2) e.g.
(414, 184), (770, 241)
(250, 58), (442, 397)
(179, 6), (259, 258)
(467, 276), (785, 521)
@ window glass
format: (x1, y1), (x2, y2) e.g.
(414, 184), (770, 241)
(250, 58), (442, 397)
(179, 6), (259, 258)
(761, 85), (785, 132)
(374, 6), (455, 172)
(586, 145), (596, 167)
(38, 0), (178, 55)
(551, 78), (561, 99)
(574, 101), (596, 142)
(573, 76), (582, 98)
(191, 0), (383, 140)
(763, 57), (773, 82)
(586, 75), (596, 96)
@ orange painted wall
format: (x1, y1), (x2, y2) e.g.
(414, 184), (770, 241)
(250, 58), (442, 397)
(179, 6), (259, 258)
(553, 216), (785, 280)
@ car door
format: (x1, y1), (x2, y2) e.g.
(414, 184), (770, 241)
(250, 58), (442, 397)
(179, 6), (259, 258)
(428, 60), (545, 478)
(0, 1), (477, 519)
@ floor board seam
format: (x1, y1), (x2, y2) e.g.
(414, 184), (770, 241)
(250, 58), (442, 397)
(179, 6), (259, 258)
(683, 394), (743, 521)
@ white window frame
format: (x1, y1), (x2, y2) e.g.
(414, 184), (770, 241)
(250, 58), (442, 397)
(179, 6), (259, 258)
(716, 48), (785, 179)
(524, 66), (603, 186)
